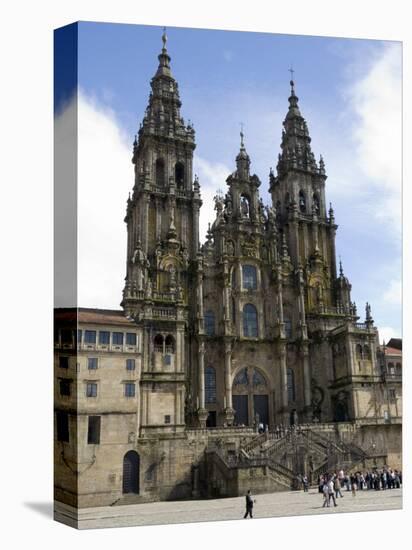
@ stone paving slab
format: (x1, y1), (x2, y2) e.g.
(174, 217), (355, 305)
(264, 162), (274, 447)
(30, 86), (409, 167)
(55, 488), (402, 530)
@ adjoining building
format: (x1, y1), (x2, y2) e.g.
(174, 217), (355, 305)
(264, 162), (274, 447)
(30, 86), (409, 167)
(54, 32), (402, 513)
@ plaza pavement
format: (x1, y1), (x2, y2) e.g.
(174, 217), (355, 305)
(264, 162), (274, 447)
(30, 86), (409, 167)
(55, 488), (402, 529)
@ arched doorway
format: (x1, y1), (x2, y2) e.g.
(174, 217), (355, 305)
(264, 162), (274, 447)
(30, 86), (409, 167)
(232, 367), (270, 427)
(122, 451), (140, 494)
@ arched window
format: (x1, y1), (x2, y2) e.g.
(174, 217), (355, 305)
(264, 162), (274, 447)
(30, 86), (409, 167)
(233, 367), (249, 386)
(313, 193), (320, 214)
(243, 304), (258, 337)
(396, 362), (402, 375)
(252, 369), (267, 387)
(299, 190), (306, 213)
(175, 162), (185, 187)
(204, 311), (215, 336)
(154, 334), (164, 352)
(205, 366), (217, 404)
(156, 158), (165, 187)
(363, 344), (370, 359)
(287, 368), (295, 403)
(388, 362), (395, 375)
(356, 344), (363, 358)
(165, 335), (175, 353)
(242, 265), (257, 290)
(240, 194), (250, 218)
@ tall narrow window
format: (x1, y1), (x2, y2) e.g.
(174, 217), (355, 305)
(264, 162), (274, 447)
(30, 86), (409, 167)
(59, 356), (69, 369)
(59, 379), (71, 397)
(165, 335), (175, 353)
(156, 158), (165, 187)
(88, 357), (98, 370)
(61, 329), (73, 345)
(124, 383), (136, 397)
(154, 334), (163, 352)
(87, 416), (101, 444)
(243, 304), (258, 337)
(242, 265), (257, 290)
(205, 366), (217, 404)
(287, 368), (295, 403)
(284, 319), (292, 339)
(86, 383), (97, 398)
(204, 310), (215, 336)
(56, 411), (69, 442)
(175, 162), (185, 187)
(126, 359), (135, 371)
(299, 190), (306, 213)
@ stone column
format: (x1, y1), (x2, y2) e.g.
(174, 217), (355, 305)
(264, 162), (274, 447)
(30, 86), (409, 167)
(280, 343), (289, 423)
(197, 339), (208, 427)
(302, 342), (312, 416)
(224, 339), (235, 425)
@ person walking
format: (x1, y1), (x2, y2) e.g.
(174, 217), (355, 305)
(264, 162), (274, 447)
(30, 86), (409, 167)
(322, 479), (330, 507)
(243, 490), (255, 519)
(328, 477), (338, 507)
(334, 476), (343, 498)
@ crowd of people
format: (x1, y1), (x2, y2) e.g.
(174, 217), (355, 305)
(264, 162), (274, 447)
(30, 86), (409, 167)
(312, 468), (402, 507)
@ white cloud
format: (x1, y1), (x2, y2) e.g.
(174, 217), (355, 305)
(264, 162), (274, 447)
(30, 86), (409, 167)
(77, 92), (131, 309)
(345, 43), (402, 232)
(194, 157), (231, 243)
(383, 278), (402, 305)
(378, 325), (400, 345)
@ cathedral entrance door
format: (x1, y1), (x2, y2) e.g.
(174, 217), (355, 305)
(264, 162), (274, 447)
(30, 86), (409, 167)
(122, 451), (140, 494)
(232, 367), (270, 427)
(233, 395), (248, 426)
(253, 395), (269, 426)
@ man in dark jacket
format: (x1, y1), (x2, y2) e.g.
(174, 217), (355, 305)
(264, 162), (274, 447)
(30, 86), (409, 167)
(244, 490), (255, 518)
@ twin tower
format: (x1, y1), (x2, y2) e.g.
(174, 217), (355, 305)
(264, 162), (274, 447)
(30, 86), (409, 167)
(121, 31), (376, 431)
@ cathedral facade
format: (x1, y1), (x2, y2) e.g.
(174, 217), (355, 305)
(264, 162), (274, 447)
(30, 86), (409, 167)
(54, 32), (402, 514)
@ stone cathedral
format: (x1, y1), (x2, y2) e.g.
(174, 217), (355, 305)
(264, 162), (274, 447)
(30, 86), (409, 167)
(54, 32), (402, 510)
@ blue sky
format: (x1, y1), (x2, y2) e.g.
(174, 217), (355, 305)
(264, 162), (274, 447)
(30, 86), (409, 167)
(55, 22), (402, 340)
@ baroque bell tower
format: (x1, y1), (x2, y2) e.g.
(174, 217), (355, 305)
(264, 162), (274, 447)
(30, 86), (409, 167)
(121, 30), (202, 435)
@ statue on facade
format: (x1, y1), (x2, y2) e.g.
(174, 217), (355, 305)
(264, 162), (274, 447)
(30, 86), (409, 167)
(240, 195), (249, 218)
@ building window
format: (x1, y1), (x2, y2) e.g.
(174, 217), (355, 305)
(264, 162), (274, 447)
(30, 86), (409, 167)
(112, 332), (124, 345)
(124, 383), (135, 397)
(165, 335), (175, 353)
(204, 310), (215, 336)
(205, 366), (217, 404)
(59, 379), (71, 397)
(242, 265), (257, 290)
(287, 368), (295, 403)
(156, 158), (165, 187)
(154, 334), (163, 352)
(299, 190), (306, 213)
(59, 356), (69, 369)
(87, 416), (101, 444)
(243, 304), (258, 337)
(175, 162), (185, 187)
(396, 362), (402, 375)
(61, 329), (73, 344)
(164, 415), (171, 424)
(356, 344), (363, 358)
(56, 411), (69, 442)
(126, 333), (137, 346)
(86, 383), (97, 398)
(284, 319), (292, 339)
(88, 357), (98, 370)
(388, 362), (395, 375)
(126, 359), (135, 371)
(99, 331), (110, 344)
(84, 330), (96, 344)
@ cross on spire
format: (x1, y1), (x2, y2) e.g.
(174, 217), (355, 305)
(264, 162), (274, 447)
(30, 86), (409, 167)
(240, 122), (244, 148)
(289, 66), (295, 80)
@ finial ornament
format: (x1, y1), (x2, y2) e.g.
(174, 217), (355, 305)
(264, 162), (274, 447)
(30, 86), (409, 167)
(289, 66), (295, 94)
(162, 27), (167, 49)
(339, 256), (344, 277)
(240, 122), (244, 148)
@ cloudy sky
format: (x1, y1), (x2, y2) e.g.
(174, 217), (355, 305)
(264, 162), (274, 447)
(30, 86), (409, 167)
(55, 22), (401, 342)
